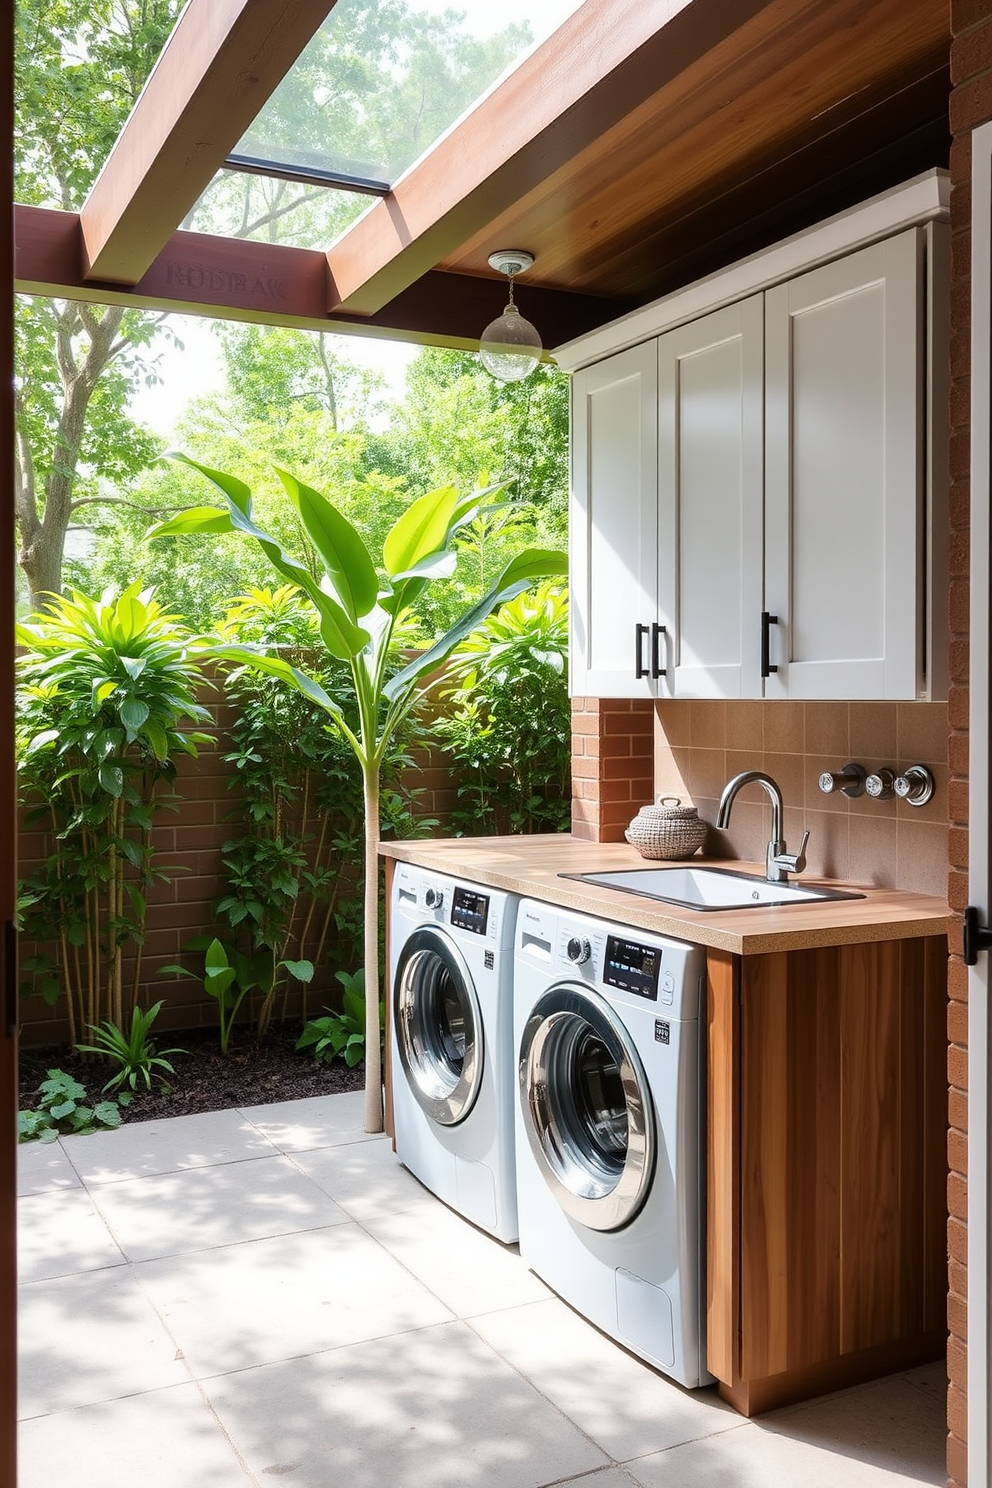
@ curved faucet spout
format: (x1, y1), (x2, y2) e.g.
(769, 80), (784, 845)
(716, 770), (783, 842)
(716, 769), (809, 883)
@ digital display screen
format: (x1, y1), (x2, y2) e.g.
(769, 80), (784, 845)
(604, 934), (661, 1000)
(451, 886), (490, 935)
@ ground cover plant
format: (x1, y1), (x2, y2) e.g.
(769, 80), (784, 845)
(18, 1069), (123, 1143)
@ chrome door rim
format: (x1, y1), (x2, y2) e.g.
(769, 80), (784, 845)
(518, 983), (655, 1232)
(394, 926), (483, 1126)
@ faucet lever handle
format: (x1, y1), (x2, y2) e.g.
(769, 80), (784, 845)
(776, 830), (809, 875)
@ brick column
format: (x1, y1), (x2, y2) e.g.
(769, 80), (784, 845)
(571, 697), (654, 842)
(946, 3), (992, 1482)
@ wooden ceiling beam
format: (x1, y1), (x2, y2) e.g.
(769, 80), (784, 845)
(16, 206), (625, 349)
(324, 0), (773, 315)
(79, 0), (338, 287)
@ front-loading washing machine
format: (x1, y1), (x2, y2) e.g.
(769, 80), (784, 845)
(513, 897), (710, 1387)
(389, 863), (518, 1242)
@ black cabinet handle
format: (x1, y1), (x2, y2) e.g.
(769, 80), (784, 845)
(651, 623), (667, 678)
(635, 623), (649, 679)
(964, 906), (992, 966)
(760, 611), (779, 678)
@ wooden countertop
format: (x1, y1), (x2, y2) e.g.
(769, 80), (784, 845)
(378, 835), (952, 955)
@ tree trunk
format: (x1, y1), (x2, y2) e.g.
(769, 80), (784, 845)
(362, 766), (384, 1134)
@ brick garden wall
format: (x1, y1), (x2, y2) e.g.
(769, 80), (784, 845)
(16, 688), (471, 1049)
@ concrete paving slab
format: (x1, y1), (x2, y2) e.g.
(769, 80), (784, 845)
(134, 1222), (455, 1376)
(17, 1141), (83, 1197)
(363, 1199), (549, 1318)
(18, 1383), (253, 1488)
(473, 1297), (741, 1462)
(61, 1108), (279, 1184)
(202, 1319), (609, 1488)
(18, 1268), (190, 1417)
(18, 1188), (125, 1283)
(240, 1090), (380, 1151)
(90, 1153), (349, 1262)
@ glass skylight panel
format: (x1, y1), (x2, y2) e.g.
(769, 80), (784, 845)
(228, 0), (587, 190)
(182, 173), (373, 250)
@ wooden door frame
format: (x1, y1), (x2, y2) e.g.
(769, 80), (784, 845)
(2, 1), (19, 1481)
(968, 116), (992, 1486)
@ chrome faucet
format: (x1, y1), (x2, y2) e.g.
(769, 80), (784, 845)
(716, 770), (810, 884)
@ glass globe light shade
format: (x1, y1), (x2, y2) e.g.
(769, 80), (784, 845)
(479, 300), (543, 383)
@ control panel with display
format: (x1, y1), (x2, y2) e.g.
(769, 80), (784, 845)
(603, 934), (661, 1001)
(451, 886), (490, 936)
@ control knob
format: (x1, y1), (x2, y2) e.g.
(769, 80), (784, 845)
(566, 936), (591, 965)
(865, 769), (896, 801)
(424, 886), (444, 910)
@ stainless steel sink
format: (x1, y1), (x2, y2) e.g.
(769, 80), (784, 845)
(560, 865), (865, 911)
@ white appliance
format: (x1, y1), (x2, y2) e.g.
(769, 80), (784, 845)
(513, 898), (710, 1387)
(388, 863), (519, 1242)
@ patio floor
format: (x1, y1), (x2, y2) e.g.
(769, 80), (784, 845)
(17, 1092), (947, 1488)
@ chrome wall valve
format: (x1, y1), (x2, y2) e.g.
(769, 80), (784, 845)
(817, 763), (867, 797)
(894, 764), (935, 807)
(865, 768), (896, 801)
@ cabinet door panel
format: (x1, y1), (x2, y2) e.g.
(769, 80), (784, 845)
(764, 230), (922, 699)
(659, 297), (764, 697)
(571, 343), (659, 697)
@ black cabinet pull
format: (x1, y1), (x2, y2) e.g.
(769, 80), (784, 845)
(635, 623), (649, 679)
(964, 906), (992, 966)
(651, 622), (667, 678)
(760, 611), (779, 678)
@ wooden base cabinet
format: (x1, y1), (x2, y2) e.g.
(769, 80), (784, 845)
(706, 938), (946, 1415)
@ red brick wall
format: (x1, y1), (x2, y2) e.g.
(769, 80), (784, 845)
(947, 3), (991, 1481)
(571, 697), (654, 841)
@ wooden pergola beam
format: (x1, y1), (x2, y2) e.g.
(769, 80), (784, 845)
(324, 0), (770, 315)
(79, 0), (338, 287)
(16, 206), (626, 350)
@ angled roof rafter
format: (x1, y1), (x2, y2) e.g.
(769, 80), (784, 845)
(79, 0), (339, 286)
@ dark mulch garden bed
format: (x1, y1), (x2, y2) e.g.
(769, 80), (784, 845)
(18, 1020), (366, 1123)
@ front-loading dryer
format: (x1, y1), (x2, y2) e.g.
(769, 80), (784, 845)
(389, 863), (518, 1242)
(513, 898), (710, 1387)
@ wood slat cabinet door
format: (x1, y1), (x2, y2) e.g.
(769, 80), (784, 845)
(570, 341), (660, 698)
(763, 229), (924, 699)
(733, 939), (946, 1394)
(658, 296), (764, 697)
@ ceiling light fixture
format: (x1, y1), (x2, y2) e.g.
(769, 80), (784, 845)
(479, 250), (542, 383)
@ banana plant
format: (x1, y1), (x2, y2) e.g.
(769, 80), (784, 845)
(149, 455), (566, 1132)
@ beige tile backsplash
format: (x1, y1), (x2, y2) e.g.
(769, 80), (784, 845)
(653, 700), (950, 899)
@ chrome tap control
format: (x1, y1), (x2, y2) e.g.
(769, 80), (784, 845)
(817, 762), (867, 797)
(865, 769), (896, 800)
(894, 764), (935, 807)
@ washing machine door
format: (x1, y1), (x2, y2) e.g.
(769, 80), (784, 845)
(519, 983), (655, 1232)
(393, 926), (483, 1126)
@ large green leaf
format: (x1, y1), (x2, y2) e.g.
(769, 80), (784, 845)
(166, 453), (253, 516)
(145, 506), (238, 539)
(383, 547), (567, 701)
(382, 486), (459, 577)
(211, 645), (343, 722)
(276, 469), (378, 620)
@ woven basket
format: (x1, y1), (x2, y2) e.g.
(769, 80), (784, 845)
(625, 796), (708, 860)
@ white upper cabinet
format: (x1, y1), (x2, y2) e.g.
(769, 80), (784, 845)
(570, 342), (659, 698)
(658, 296), (764, 698)
(763, 232), (922, 699)
(567, 188), (947, 702)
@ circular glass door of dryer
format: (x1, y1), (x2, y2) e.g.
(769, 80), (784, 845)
(394, 926), (483, 1126)
(518, 983), (655, 1232)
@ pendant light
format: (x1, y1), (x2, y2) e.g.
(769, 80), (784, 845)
(479, 250), (542, 383)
